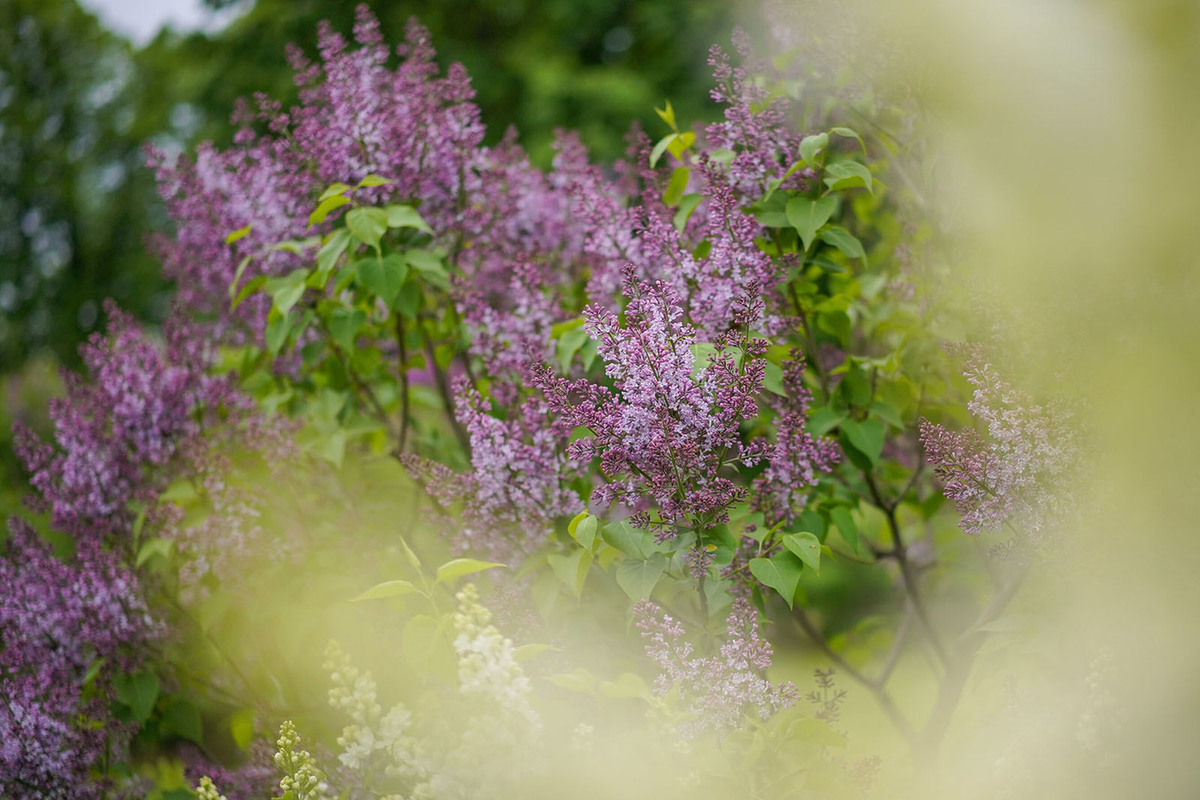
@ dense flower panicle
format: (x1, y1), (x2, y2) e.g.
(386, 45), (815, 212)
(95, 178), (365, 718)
(0, 519), (155, 799)
(323, 641), (422, 783)
(704, 33), (803, 201)
(920, 350), (1080, 537)
(535, 270), (764, 534)
(273, 721), (329, 800)
(461, 261), (560, 383)
(13, 304), (236, 546)
(635, 598), (797, 738)
(452, 584), (539, 727)
(152, 6), (598, 357)
(404, 382), (580, 560)
(744, 355), (840, 525)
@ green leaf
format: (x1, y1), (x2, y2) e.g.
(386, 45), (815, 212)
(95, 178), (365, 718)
(690, 342), (719, 377)
(228, 255), (253, 300)
(548, 549), (592, 598)
(650, 133), (674, 169)
(406, 249), (450, 289)
(763, 362), (785, 396)
(601, 520), (649, 559)
(81, 658), (105, 688)
(550, 317), (584, 338)
(513, 643), (560, 663)
(232, 275), (266, 310)
(820, 225), (866, 260)
(654, 99), (676, 130)
(435, 558), (506, 584)
(558, 326), (590, 373)
(356, 253), (408, 307)
(319, 182), (352, 201)
(385, 204), (433, 235)
(346, 207), (389, 251)
(782, 532), (821, 574)
(316, 229), (351, 277)
(673, 193), (703, 231)
(264, 311), (294, 355)
(569, 512), (599, 550)
(806, 406), (846, 436)
(225, 225), (251, 245)
(667, 131), (695, 160)
(351, 579), (419, 602)
(598, 672), (651, 699)
(264, 269), (308, 314)
(800, 132), (828, 165)
(829, 506), (859, 551)
(823, 161), (874, 194)
(871, 400), (904, 429)
(398, 537), (422, 570)
(161, 698), (203, 743)
(310, 429), (347, 468)
(135, 538), (172, 568)
(749, 553), (803, 608)
(830, 127), (865, 151)
(708, 148), (736, 165)
(308, 193), (351, 228)
(786, 196), (837, 251)
(328, 308), (366, 352)
(548, 667), (596, 694)
(229, 709), (255, 751)
(663, 166), (690, 207)
(615, 554), (667, 601)
(840, 418), (885, 467)
(357, 174), (394, 188)
(114, 671), (159, 724)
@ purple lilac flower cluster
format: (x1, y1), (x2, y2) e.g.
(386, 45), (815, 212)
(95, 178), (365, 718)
(0, 519), (154, 799)
(634, 598), (797, 738)
(744, 355), (841, 525)
(920, 349), (1080, 537)
(404, 381), (581, 561)
(535, 270), (765, 537)
(3, 305), (246, 795)
(14, 304), (236, 549)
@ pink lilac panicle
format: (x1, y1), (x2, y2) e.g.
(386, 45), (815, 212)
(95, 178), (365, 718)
(742, 354), (840, 525)
(149, 8), (485, 343)
(533, 270), (765, 537)
(403, 381), (580, 561)
(13, 303), (237, 548)
(704, 33), (803, 202)
(920, 349), (1080, 537)
(634, 598), (797, 738)
(0, 519), (156, 799)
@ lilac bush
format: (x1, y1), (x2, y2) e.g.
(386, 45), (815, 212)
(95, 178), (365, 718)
(0, 5), (1087, 797)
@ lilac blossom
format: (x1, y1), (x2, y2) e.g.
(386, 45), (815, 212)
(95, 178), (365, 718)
(0, 519), (155, 799)
(404, 382), (581, 561)
(635, 598), (797, 738)
(920, 350), (1080, 537)
(535, 270), (765, 537)
(13, 304), (237, 548)
(151, 7), (593, 356)
(704, 31), (805, 201)
(743, 355), (841, 525)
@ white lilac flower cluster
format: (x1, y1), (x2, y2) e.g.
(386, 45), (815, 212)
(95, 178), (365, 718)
(324, 641), (425, 783)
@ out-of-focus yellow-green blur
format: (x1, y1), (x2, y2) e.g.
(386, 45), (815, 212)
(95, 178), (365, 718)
(851, 0), (1200, 795)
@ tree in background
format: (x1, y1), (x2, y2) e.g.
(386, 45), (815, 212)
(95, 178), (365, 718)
(0, 0), (166, 373)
